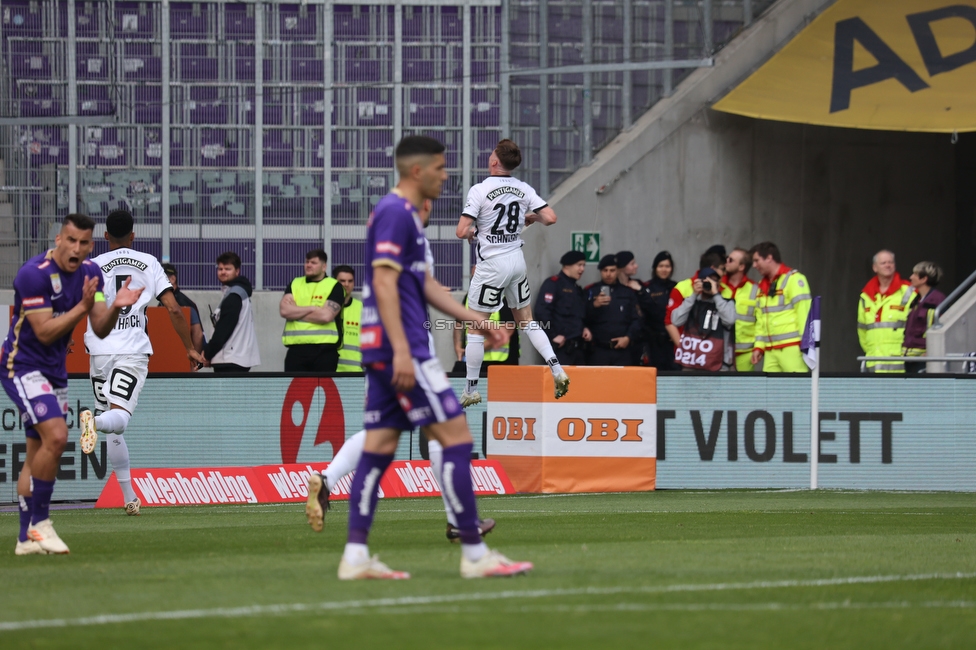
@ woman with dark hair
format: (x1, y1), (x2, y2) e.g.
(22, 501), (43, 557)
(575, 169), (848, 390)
(903, 261), (946, 373)
(638, 251), (678, 370)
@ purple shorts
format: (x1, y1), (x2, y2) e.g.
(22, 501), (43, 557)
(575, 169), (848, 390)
(363, 356), (463, 431)
(0, 369), (69, 440)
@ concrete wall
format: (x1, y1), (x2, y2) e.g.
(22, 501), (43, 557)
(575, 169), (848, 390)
(520, 0), (961, 371)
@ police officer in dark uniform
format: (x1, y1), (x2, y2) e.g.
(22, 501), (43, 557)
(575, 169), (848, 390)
(534, 250), (590, 366)
(585, 254), (642, 366)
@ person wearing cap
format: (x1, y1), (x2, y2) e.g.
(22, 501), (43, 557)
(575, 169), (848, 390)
(584, 254), (641, 366)
(534, 251), (591, 366)
(160, 263), (206, 355)
(638, 251), (678, 370)
(665, 250), (726, 350)
(670, 266), (737, 371)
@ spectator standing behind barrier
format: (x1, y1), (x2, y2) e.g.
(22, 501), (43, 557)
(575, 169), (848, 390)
(857, 249), (914, 373)
(750, 242), (812, 373)
(670, 267), (737, 371)
(665, 250), (726, 350)
(161, 262), (206, 355)
(534, 251), (590, 366)
(585, 254), (641, 366)
(279, 249), (345, 372)
(720, 248), (759, 371)
(638, 251), (677, 370)
(616, 250), (648, 365)
(205, 251), (261, 373)
(334, 265), (363, 372)
(903, 261), (946, 373)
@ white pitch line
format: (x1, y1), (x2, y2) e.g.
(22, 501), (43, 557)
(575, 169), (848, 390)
(1, 572), (973, 632)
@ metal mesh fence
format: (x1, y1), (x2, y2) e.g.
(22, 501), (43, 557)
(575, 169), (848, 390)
(0, 0), (765, 290)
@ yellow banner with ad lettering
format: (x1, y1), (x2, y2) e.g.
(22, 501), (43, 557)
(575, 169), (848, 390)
(713, 0), (976, 132)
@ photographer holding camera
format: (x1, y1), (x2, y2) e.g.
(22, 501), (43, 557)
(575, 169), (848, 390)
(670, 267), (737, 371)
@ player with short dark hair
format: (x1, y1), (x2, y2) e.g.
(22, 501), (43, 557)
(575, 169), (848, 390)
(79, 210), (205, 516)
(3, 214), (144, 554)
(454, 138), (568, 407)
(306, 135), (531, 579)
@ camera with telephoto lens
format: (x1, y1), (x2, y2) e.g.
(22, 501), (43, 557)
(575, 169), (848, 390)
(700, 276), (716, 295)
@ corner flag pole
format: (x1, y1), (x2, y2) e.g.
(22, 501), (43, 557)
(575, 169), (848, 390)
(801, 296), (822, 490)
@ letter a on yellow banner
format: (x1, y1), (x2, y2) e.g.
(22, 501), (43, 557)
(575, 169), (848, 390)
(713, 0), (976, 132)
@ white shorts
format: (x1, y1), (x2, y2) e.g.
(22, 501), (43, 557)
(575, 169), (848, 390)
(89, 354), (149, 413)
(468, 251), (532, 311)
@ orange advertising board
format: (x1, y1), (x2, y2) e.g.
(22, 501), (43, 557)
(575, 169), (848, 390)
(486, 366), (657, 493)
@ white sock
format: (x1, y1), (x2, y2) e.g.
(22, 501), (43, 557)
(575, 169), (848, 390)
(106, 433), (137, 503)
(324, 429), (366, 492)
(427, 438), (458, 527)
(525, 322), (564, 375)
(465, 334), (485, 392)
(95, 409), (131, 434)
(342, 542), (370, 566)
(462, 541), (489, 563)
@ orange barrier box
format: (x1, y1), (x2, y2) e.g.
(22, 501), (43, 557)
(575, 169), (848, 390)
(486, 366), (657, 493)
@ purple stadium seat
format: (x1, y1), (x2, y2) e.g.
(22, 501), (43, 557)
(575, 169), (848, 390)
(549, 12), (582, 41)
(345, 59), (383, 83)
(291, 59), (324, 83)
(114, 2), (155, 37)
(134, 85), (162, 124)
(225, 8), (254, 37)
(11, 53), (51, 78)
(3, 2), (44, 37)
(366, 130), (393, 168)
(471, 60), (498, 83)
(279, 5), (318, 40)
(123, 56), (162, 81)
(171, 240), (255, 290)
(441, 8), (462, 41)
(170, 8), (209, 39)
(78, 85), (113, 115)
(403, 57), (435, 83)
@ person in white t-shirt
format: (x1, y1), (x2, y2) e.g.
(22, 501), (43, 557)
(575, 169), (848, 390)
(454, 139), (568, 406)
(81, 210), (205, 515)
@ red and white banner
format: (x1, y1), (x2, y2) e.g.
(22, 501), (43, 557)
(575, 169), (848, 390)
(95, 460), (516, 508)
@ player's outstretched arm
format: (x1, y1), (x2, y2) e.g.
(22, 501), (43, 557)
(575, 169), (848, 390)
(525, 206), (557, 226)
(455, 215), (476, 240)
(25, 276), (100, 346)
(89, 277), (145, 338)
(374, 264), (415, 391)
(160, 290), (206, 367)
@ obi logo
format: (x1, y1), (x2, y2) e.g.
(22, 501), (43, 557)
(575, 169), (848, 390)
(556, 418), (644, 442)
(492, 417), (537, 440)
(280, 378), (346, 464)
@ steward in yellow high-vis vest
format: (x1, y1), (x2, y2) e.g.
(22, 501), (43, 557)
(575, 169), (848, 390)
(453, 296), (517, 372)
(337, 296), (363, 372)
(751, 243), (812, 373)
(279, 251), (345, 372)
(721, 276), (759, 372)
(858, 270), (913, 373)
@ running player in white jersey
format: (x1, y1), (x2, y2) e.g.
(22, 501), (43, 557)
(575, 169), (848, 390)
(455, 139), (568, 407)
(81, 210), (205, 514)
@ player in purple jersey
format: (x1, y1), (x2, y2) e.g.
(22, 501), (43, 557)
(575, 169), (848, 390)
(2, 214), (144, 555)
(325, 135), (532, 580)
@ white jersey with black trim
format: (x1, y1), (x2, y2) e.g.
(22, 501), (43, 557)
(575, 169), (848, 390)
(462, 175), (547, 261)
(84, 247), (173, 356)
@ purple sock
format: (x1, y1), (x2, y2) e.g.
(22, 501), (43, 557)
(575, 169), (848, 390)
(31, 478), (54, 525)
(439, 443), (481, 545)
(346, 451), (394, 545)
(18, 496), (32, 542)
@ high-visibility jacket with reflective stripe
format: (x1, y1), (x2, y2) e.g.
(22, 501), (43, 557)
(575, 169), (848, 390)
(337, 297), (363, 372)
(754, 268), (812, 351)
(857, 275), (914, 372)
(282, 276), (341, 346)
(721, 276), (759, 356)
(463, 297), (508, 362)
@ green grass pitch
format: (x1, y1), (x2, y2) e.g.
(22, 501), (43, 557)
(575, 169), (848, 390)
(1, 491), (975, 649)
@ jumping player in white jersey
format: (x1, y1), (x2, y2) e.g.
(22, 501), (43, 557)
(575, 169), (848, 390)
(455, 139), (568, 407)
(307, 198), (495, 542)
(80, 210), (206, 514)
